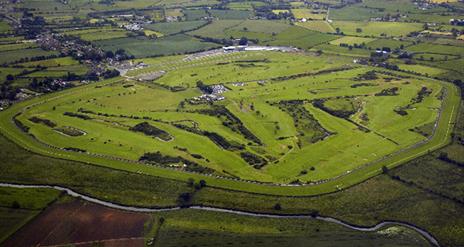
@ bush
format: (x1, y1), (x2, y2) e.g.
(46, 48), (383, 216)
(375, 87), (399, 96)
(130, 122), (172, 141)
(11, 201), (20, 209)
(177, 192), (192, 207)
(28, 116), (57, 128)
(240, 151), (267, 169)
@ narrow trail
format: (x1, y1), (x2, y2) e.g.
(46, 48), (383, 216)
(0, 182), (440, 247)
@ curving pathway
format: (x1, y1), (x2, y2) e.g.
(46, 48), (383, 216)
(0, 182), (439, 247)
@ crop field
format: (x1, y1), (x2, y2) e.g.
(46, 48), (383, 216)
(292, 9), (326, 20)
(0, 43), (37, 52)
(227, 1), (265, 10)
(329, 5), (385, 21)
(3, 199), (150, 246)
(189, 20), (337, 49)
(0, 49), (458, 190)
(144, 20), (207, 35)
(332, 21), (424, 37)
(183, 9), (209, 20)
(94, 34), (219, 58)
(406, 43), (464, 56)
(0, 48), (60, 64)
(209, 9), (253, 20)
(398, 64), (446, 76)
(296, 21), (334, 33)
(311, 44), (371, 57)
(366, 38), (413, 50)
(189, 20), (291, 39)
(18, 57), (79, 67)
(329, 36), (376, 46)
(62, 27), (130, 41)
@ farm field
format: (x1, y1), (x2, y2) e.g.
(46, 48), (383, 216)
(144, 20), (207, 35)
(0, 48), (60, 64)
(94, 34), (220, 58)
(332, 21), (424, 37)
(292, 9), (326, 20)
(296, 21), (334, 33)
(329, 36), (376, 45)
(61, 27), (130, 41)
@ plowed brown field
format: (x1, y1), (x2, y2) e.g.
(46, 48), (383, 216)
(3, 200), (149, 247)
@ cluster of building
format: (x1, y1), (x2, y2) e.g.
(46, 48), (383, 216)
(191, 94), (225, 103)
(123, 23), (143, 31)
(208, 84), (228, 94)
(369, 14), (407, 22)
(0, 100), (10, 111)
(450, 19), (464, 26)
(414, 1), (433, 11)
(190, 84), (227, 104)
(232, 82), (246, 87)
(107, 14), (154, 31)
(111, 61), (148, 76)
(37, 33), (104, 60)
(14, 88), (40, 101)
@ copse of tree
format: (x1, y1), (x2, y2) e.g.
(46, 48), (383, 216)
(102, 69), (120, 79)
(177, 192), (192, 207)
(11, 201), (20, 209)
(187, 178), (195, 187)
(194, 179), (207, 190)
(239, 37), (248, 46)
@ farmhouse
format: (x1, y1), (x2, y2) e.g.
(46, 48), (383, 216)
(209, 84), (228, 95)
(450, 19), (464, 26)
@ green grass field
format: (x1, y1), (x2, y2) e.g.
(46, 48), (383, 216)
(0, 22), (12, 33)
(292, 9), (326, 20)
(296, 21), (335, 33)
(398, 64), (446, 76)
(0, 49), (458, 196)
(329, 36), (376, 45)
(0, 48), (60, 64)
(144, 20), (207, 35)
(332, 21), (424, 37)
(62, 27), (130, 41)
(94, 34), (219, 58)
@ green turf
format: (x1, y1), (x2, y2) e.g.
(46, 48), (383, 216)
(0, 50), (459, 195)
